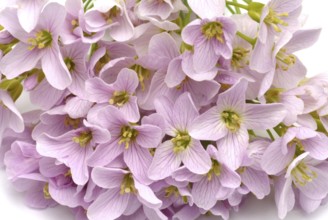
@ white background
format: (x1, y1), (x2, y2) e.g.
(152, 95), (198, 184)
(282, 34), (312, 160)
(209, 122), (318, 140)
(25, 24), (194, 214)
(1, 0), (328, 220)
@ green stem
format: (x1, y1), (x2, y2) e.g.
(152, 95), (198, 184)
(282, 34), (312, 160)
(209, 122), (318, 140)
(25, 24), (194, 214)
(84, 0), (93, 12)
(226, 1), (249, 10)
(226, 5), (236, 14)
(266, 129), (275, 141)
(237, 31), (256, 46)
(232, 0), (241, 14)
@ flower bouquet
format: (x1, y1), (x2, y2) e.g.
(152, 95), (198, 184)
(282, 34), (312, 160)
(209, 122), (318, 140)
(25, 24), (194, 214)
(0, 0), (328, 219)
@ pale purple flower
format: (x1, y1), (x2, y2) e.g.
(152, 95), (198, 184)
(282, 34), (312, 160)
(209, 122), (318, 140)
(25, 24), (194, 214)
(11, 173), (57, 209)
(90, 42), (136, 80)
(250, 0), (303, 73)
(87, 167), (162, 220)
(84, 0), (134, 42)
(258, 0), (302, 44)
(262, 126), (328, 175)
(36, 120), (111, 185)
(39, 158), (88, 208)
(61, 0), (105, 44)
(139, 33), (221, 109)
(275, 153), (328, 219)
(173, 145), (241, 210)
(87, 105), (162, 185)
(190, 79), (286, 169)
(148, 93), (212, 180)
(32, 105), (83, 140)
(0, 2), (72, 90)
(152, 178), (193, 209)
(182, 17), (237, 72)
(61, 41), (90, 99)
(4, 140), (40, 180)
(86, 68), (140, 122)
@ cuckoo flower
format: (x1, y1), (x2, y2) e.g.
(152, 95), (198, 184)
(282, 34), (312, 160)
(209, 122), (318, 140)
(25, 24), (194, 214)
(4, 141), (40, 181)
(0, 2), (72, 90)
(61, 0), (105, 44)
(249, 0), (303, 73)
(181, 0), (235, 72)
(39, 158), (88, 208)
(261, 126), (328, 175)
(173, 145), (241, 210)
(86, 68), (140, 122)
(139, 33), (221, 109)
(275, 153), (328, 219)
(87, 167), (162, 220)
(264, 88), (304, 126)
(257, 0), (302, 44)
(36, 120), (110, 185)
(190, 79), (286, 169)
(152, 178), (193, 209)
(84, 0), (134, 42)
(148, 93), (212, 180)
(61, 41), (90, 99)
(11, 173), (57, 209)
(237, 140), (271, 200)
(251, 28), (320, 78)
(32, 105), (83, 140)
(87, 105), (162, 185)
(182, 17), (237, 73)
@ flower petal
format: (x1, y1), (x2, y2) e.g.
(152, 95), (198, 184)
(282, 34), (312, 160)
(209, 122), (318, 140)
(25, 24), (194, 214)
(192, 176), (221, 210)
(42, 44), (72, 90)
(189, 106), (228, 141)
(244, 103), (286, 130)
(87, 188), (129, 220)
(148, 140), (181, 180)
(91, 167), (128, 189)
(216, 126), (248, 170)
(0, 43), (41, 79)
(181, 140), (211, 175)
(124, 143), (153, 185)
(187, 0), (225, 19)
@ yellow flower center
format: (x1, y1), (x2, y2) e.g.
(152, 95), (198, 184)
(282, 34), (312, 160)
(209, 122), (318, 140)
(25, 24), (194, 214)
(276, 48), (296, 71)
(102, 6), (121, 24)
(206, 160), (222, 181)
(264, 8), (289, 32)
(43, 183), (51, 200)
(231, 47), (250, 69)
(264, 88), (284, 103)
(64, 57), (76, 73)
(201, 22), (224, 43)
(165, 186), (188, 203)
(64, 116), (81, 129)
(172, 131), (191, 153)
(221, 110), (242, 132)
(291, 162), (317, 186)
(109, 91), (130, 107)
(120, 174), (137, 195)
(27, 30), (53, 50)
(72, 130), (93, 147)
(118, 126), (139, 149)
(133, 64), (151, 91)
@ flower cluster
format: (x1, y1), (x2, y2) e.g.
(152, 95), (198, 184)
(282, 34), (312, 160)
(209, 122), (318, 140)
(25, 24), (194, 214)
(1, 0), (328, 219)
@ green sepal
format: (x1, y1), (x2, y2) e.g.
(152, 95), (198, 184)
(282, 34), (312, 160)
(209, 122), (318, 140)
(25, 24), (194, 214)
(0, 78), (23, 101)
(248, 2), (265, 23)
